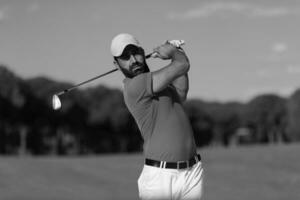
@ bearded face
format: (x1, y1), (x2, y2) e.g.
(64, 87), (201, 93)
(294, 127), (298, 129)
(114, 45), (149, 78)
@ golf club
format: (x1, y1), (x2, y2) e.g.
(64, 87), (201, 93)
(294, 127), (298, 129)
(52, 40), (185, 110)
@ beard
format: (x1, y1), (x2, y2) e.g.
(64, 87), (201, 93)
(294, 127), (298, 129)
(120, 62), (150, 78)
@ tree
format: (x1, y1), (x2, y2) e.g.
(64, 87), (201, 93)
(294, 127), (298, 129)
(286, 89), (300, 141)
(0, 96), (18, 154)
(0, 65), (27, 154)
(184, 100), (214, 147)
(205, 102), (242, 146)
(242, 94), (287, 143)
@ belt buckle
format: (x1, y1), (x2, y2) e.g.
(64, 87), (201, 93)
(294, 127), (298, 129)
(177, 161), (188, 169)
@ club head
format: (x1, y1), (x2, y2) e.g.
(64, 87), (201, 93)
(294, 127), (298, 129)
(52, 94), (61, 110)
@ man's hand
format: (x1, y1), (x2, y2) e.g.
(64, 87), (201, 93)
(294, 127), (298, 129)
(152, 42), (178, 60)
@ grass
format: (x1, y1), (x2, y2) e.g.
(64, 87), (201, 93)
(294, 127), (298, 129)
(0, 143), (299, 200)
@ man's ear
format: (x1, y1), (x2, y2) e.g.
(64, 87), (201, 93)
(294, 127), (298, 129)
(113, 60), (120, 70)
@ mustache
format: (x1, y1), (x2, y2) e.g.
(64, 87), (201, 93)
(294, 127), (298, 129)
(129, 62), (143, 70)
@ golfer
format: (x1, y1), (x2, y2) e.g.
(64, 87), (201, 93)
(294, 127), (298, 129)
(111, 33), (204, 200)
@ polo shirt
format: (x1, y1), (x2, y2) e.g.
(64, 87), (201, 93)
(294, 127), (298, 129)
(123, 72), (197, 162)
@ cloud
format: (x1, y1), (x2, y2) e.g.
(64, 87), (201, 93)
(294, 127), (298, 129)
(0, 10), (4, 21)
(251, 7), (290, 17)
(267, 42), (288, 62)
(287, 65), (300, 74)
(168, 2), (245, 19)
(272, 42), (288, 54)
(0, 6), (9, 22)
(0, 3), (39, 23)
(256, 68), (272, 78)
(167, 2), (295, 20)
(27, 3), (40, 13)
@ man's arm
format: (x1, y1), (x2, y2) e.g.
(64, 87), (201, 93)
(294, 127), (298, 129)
(171, 73), (189, 102)
(151, 43), (190, 94)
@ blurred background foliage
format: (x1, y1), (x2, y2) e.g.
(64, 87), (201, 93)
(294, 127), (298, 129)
(0, 64), (298, 155)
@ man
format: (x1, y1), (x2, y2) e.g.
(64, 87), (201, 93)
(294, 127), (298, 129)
(110, 33), (204, 200)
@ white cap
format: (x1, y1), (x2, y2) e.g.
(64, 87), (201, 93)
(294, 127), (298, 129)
(110, 33), (140, 57)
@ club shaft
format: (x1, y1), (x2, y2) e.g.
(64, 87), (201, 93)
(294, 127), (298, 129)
(145, 52), (153, 59)
(57, 68), (118, 95)
(56, 52), (154, 96)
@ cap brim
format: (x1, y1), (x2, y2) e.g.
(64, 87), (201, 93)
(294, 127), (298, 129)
(113, 43), (140, 57)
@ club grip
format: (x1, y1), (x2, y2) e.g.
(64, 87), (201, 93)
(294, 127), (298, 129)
(146, 39), (185, 59)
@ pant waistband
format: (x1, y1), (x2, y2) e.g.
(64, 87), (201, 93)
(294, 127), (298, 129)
(145, 154), (201, 169)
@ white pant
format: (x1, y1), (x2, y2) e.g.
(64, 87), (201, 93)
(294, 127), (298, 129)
(137, 161), (204, 200)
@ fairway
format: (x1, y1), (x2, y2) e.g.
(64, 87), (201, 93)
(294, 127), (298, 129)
(0, 144), (299, 200)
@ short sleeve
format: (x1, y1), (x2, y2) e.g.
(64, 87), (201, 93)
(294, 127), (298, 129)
(124, 72), (153, 103)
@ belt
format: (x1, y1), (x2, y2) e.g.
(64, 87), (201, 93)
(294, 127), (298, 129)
(145, 154), (201, 169)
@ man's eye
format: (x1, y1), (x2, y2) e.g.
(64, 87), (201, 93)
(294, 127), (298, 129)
(131, 49), (138, 55)
(119, 48), (142, 60)
(120, 53), (130, 60)
(133, 48), (142, 55)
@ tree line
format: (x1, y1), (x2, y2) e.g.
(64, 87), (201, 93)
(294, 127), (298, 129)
(0, 65), (299, 155)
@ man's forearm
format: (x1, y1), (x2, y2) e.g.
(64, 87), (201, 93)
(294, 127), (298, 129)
(172, 73), (189, 102)
(152, 47), (190, 94)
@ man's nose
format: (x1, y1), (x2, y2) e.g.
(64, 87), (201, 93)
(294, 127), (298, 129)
(129, 54), (137, 62)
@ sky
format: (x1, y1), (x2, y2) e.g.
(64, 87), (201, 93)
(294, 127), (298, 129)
(0, 0), (300, 102)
